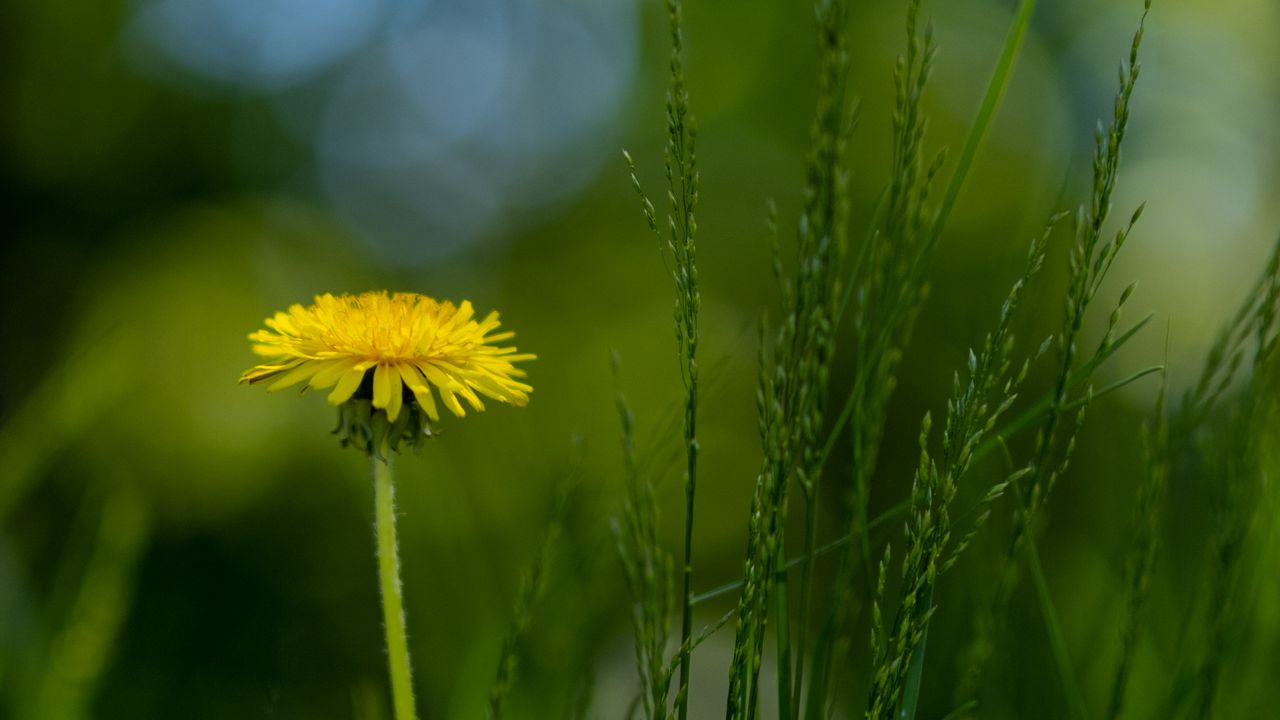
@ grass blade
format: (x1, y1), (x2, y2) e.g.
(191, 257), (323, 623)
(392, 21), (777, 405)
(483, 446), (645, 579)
(1023, 519), (1089, 720)
(929, 0), (1039, 248)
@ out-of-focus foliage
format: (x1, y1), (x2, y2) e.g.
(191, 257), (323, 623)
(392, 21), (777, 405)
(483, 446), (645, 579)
(1, 0), (1277, 718)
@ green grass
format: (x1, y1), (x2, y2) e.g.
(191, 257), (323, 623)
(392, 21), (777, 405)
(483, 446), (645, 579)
(612, 0), (1275, 718)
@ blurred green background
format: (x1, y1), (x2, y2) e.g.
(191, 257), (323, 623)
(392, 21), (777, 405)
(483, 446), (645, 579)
(2, 0), (1277, 717)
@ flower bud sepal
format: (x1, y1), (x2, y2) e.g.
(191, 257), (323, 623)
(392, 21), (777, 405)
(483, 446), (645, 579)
(333, 396), (435, 460)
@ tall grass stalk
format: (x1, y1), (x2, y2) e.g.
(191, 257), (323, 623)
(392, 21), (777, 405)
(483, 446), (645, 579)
(954, 3), (1152, 713)
(622, 0), (700, 713)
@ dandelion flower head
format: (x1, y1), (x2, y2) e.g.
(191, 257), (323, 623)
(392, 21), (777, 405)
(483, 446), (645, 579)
(240, 291), (534, 424)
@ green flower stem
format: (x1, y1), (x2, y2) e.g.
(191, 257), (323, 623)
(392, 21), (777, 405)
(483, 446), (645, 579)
(374, 452), (418, 720)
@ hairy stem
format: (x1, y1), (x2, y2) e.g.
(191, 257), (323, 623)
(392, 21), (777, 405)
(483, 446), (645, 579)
(374, 453), (418, 720)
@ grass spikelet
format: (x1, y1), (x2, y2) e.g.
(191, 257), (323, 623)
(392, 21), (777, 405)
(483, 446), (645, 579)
(866, 218), (1057, 720)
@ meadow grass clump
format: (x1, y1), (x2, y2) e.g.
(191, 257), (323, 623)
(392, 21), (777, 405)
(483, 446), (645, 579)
(619, 0), (1146, 717)
(603, 0), (1280, 718)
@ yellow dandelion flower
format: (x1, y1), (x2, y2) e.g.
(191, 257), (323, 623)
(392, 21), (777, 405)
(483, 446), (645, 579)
(240, 291), (532, 713)
(240, 291), (534, 426)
